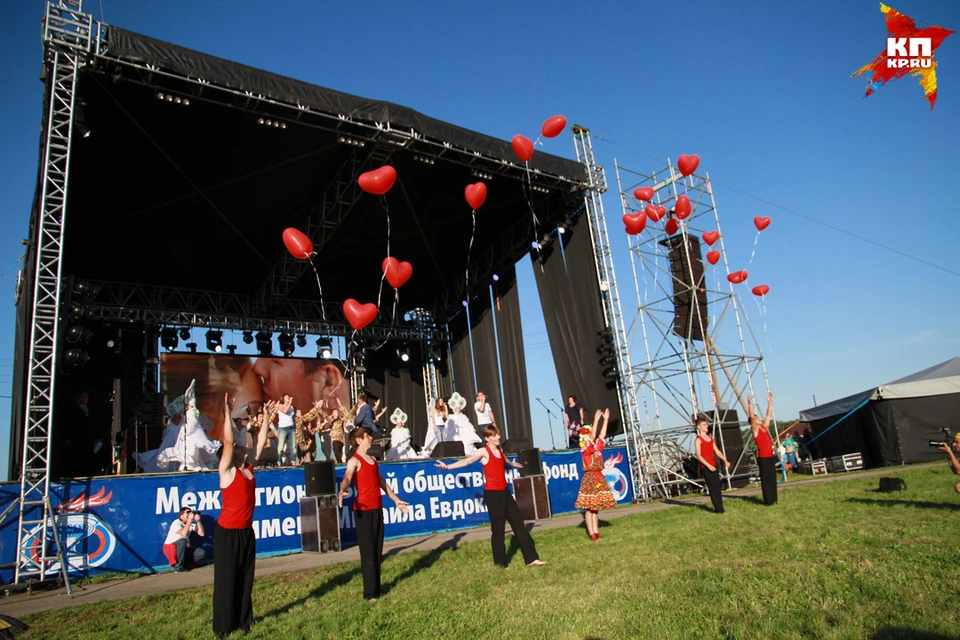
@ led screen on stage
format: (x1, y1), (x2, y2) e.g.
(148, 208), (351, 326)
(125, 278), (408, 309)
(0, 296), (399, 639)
(160, 354), (349, 440)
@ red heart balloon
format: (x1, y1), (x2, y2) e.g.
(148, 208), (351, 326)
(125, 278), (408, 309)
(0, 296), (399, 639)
(644, 204), (661, 222)
(706, 250), (721, 265)
(541, 115), (567, 138)
(675, 195), (692, 220)
(512, 135), (534, 162)
(622, 211), (647, 235)
(752, 284), (770, 297)
(343, 299), (378, 331)
(464, 182), (487, 210)
(702, 230), (720, 246)
(665, 218), (679, 235)
(677, 154), (700, 177)
(358, 165), (397, 195)
(634, 187), (654, 202)
(381, 257), (413, 289)
(655, 205), (667, 220)
(282, 228), (313, 260)
(727, 270), (748, 284)
(754, 216), (771, 231)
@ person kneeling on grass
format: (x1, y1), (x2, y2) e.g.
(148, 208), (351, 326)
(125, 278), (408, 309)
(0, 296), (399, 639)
(936, 433), (960, 493)
(163, 507), (206, 572)
(435, 425), (547, 568)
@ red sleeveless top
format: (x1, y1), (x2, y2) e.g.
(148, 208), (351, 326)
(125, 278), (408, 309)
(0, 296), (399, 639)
(697, 435), (717, 468)
(218, 464), (255, 529)
(754, 425), (774, 458)
(483, 445), (508, 490)
(353, 454), (383, 511)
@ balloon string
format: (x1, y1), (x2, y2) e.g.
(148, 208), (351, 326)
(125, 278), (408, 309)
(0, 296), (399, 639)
(308, 257), (327, 322)
(376, 195), (391, 314)
(465, 209), (476, 298)
(523, 162), (544, 273)
(747, 231), (760, 266)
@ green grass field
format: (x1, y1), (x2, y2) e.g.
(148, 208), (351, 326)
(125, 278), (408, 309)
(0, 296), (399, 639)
(19, 465), (960, 639)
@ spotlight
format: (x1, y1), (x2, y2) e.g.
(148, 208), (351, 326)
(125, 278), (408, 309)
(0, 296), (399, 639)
(296, 334), (307, 348)
(316, 339), (333, 359)
(160, 327), (179, 352)
(63, 349), (90, 366)
(186, 343), (198, 353)
(242, 331), (254, 344)
(255, 331), (272, 356)
(227, 345), (237, 355)
(397, 345), (411, 363)
(492, 274), (499, 282)
(277, 332), (295, 356)
(179, 327), (190, 340)
(206, 329), (223, 353)
(429, 344), (444, 362)
(106, 339), (116, 349)
(65, 325), (93, 344)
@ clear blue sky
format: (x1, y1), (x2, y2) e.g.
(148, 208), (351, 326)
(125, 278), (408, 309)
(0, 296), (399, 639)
(1, 1), (958, 477)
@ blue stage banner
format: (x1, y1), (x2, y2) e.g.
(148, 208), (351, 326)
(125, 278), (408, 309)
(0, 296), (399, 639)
(0, 447), (632, 582)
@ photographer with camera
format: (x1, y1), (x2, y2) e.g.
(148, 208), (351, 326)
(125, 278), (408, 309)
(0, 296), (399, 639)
(933, 429), (960, 493)
(162, 507), (207, 572)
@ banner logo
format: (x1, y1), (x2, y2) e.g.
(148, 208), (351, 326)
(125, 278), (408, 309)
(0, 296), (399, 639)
(21, 488), (118, 575)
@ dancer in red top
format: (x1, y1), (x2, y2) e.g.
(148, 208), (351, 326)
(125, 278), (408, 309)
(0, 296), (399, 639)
(749, 392), (777, 506)
(213, 394), (256, 637)
(337, 426), (409, 602)
(575, 408), (617, 541)
(436, 425), (546, 568)
(694, 416), (731, 514)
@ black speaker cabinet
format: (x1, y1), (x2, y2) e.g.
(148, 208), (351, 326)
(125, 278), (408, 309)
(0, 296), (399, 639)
(518, 448), (542, 477)
(304, 461), (336, 497)
(431, 441), (465, 458)
(502, 438), (532, 455)
(514, 475), (551, 521)
(300, 495), (341, 553)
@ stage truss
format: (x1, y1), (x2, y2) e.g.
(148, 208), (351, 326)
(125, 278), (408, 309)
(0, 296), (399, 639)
(614, 159), (777, 499)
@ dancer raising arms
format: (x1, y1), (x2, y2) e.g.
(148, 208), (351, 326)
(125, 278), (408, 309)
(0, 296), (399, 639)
(436, 425), (547, 568)
(748, 392), (777, 506)
(694, 416), (731, 514)
(337, 427), (410, 602)
(575, 408), (617, 541)
(213, 394), (256, 637)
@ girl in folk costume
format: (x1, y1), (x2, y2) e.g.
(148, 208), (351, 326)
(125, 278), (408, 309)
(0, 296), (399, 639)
(575, 408), (617, 541)
(445, 392), (482, 455)
(748, 392), (777, 506)
(386, 409), (418, 460)
(436, 425), (546, 568)
(422, 397), (449, 458)
(695, 415), (731, 514)
(337, 427), (410, 602)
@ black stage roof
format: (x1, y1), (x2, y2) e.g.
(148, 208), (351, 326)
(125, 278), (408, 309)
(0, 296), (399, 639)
(59, 27), (587, 327)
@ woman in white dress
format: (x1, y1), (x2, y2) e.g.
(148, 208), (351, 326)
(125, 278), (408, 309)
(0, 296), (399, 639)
(446, 392), (482, 456)
(422, 398), (449, 458)
(386, 409), (419, 460)
(137, 380), (221, 472)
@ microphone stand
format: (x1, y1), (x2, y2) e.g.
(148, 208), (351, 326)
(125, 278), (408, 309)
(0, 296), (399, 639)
(534, 398), (557, 450)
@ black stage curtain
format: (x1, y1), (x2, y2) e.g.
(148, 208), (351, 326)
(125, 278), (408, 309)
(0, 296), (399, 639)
(449, 293), (504, 438)
(885, 394), (960, 464)
(362, 344), (428, 447)
(494, 267), (532, 443)
(532, 219), (622, 440)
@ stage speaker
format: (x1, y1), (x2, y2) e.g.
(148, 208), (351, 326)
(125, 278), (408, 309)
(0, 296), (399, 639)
(368, 444), (384, 461)
(304, 461), (336, 497)
(660, 234), (708, 341)
(502, 438), (532, 455)
(431, 441), (465, 458)
(518, 448), (542, 477)
(300, 495), (341, 553)
(514, 475), (551, 521)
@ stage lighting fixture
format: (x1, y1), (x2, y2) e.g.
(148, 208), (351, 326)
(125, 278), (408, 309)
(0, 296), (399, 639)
(179, 327), (190, 340)
(64, 349), (90, 366)
(278, 332), (295, 356)
(227, 345), (237, 355)
(429, 344), (444, 362)
(603, 365), (619, 380)
(316, 339), (333, 359)
(206, 330), (223, 353)
(242, 330), (254, 344)
(255, 332), (272, 356)
(65, 325), (93, 344)
(397, 345), (411, 363)
(160, 328), (179, 352)
(296, 334), (307, 348)
(186, 343), (198, 353)
(106, 339), (116, 349)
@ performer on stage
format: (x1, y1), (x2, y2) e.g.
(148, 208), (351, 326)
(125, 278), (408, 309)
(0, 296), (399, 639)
(386, 409), (418, 460)
(254, 401), (279, 464)
(275, 395), (297, 466)
(446, 392), (482, 455)
(474, 391), (496, 431)
(422, 398), (449, 458)
(694, 416), (731, 514)
(137, 381), (220, 472)
(748, 392), (777, 505)
(564, 395), (586, 449)
(213, 394), (256, 637)
(329, 403), (347, 464)
(338, 426), (410, 602)
(436, 425), (546, 568)
(575, 408), (617, 541)
(294, 403), (322, 464)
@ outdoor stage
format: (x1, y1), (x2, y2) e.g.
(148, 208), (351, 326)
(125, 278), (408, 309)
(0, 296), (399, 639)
(0, 448), (633, 582)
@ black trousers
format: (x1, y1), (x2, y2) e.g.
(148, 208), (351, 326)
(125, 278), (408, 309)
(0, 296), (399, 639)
(701, 467), (725, 513)
(757, 456), (778, 505)
(355, 508), (384, 599)
(484, 489), (539, 567)
(213, 525), (256, 637)
(332, 440), (344, 463)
